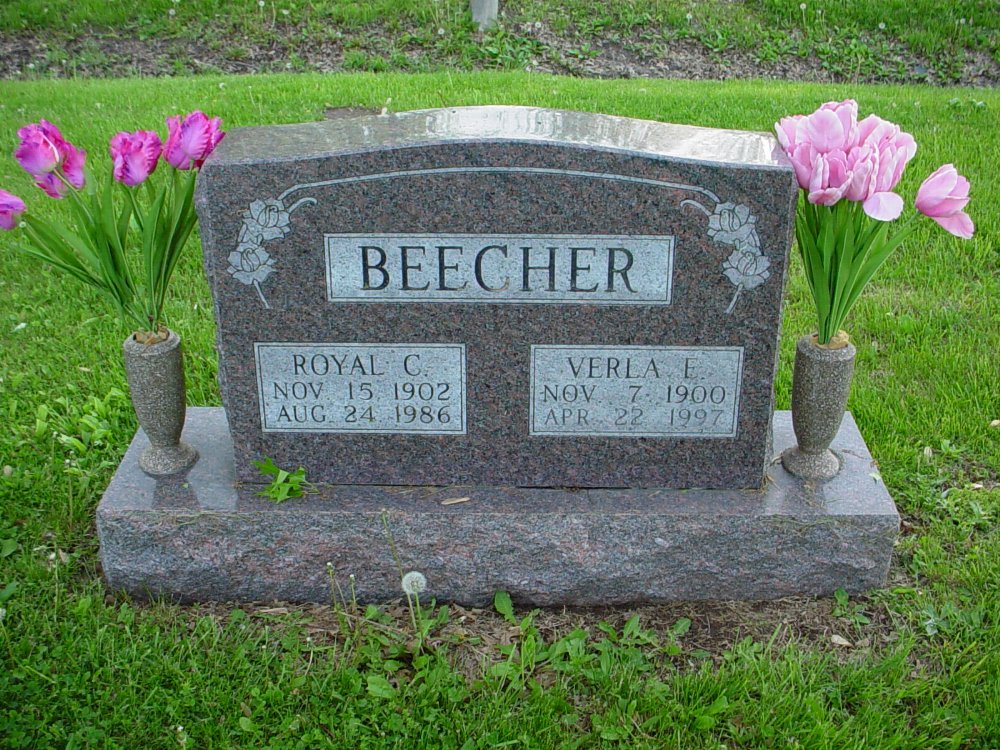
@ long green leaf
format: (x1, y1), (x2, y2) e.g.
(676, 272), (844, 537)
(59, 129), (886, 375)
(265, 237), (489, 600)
(28, 215), (104, 279)
(157, 172), (199, 315)
(20, 226), (101, 288)
(814, 215), (834, 335)
(829, 203), (859, 334)
(140, 180), (169, 329)
(838, 224), (916, 323)
(98, 176), (133, 300)
(832, 218), (888, 332)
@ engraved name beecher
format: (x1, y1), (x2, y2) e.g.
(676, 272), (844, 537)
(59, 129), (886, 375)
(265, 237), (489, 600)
(256, 343), (467, 434)
(326, 234), (674, 304)
(530, 346), (743, 437)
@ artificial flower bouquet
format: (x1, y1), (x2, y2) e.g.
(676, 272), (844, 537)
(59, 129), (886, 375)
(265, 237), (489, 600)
(0, 112), (224, 341)
(774, 99), (974, 346)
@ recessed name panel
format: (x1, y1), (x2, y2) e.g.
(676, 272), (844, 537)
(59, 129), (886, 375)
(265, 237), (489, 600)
(326, 234), (674, 304)
(255, 343), (467, 434)
(530, 345), (743, 437)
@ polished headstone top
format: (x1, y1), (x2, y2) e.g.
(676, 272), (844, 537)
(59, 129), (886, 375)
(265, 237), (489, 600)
(207, 106), (790, 169)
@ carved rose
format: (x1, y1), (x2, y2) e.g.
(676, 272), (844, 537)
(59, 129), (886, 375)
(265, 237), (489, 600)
(243, 199), (290, 241)
(708, 202), (757, 245)
(723, 248), (771, 291)
(227, 239), (276, 286)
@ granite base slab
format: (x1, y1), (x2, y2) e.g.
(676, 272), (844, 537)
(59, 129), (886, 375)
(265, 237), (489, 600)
(97, 408), (898, 606)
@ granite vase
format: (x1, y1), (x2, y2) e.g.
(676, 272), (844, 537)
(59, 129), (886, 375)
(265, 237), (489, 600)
(781, 333), (856, 480)
(123, 328), (198, 476)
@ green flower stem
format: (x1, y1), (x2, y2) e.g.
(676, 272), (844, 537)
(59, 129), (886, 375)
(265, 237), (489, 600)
(796, 198), (919, 345)
(11, 166), (201, 336)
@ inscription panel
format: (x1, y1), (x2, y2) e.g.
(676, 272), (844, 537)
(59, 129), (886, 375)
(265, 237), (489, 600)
(255, 343), (466, 434)
(326, 234), (674, 304)
(530, 345), (743, 437)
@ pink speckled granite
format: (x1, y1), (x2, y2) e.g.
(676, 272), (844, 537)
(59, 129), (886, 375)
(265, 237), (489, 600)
(195, 107), (798, 489)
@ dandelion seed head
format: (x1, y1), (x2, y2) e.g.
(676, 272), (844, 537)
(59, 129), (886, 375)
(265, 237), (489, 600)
(401, 570), (427, 595)
(878, 22), (885, 30)
(799, 2), (806, 9)
(168, 8), (175, 16)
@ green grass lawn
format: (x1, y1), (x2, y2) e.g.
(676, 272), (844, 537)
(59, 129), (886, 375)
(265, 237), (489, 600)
(1, 72), (998, 748)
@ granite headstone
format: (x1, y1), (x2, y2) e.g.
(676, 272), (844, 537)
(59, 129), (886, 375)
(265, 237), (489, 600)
(195, 106), (797, 490)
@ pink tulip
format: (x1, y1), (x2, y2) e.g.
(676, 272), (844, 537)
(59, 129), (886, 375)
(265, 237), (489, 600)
(14, 120), (86, 198)
(776, 100), (859, 153)
(916, 164), (974, 239)
(164, 111), (225, 170)
(109, 130), (163, 186)
(0, 189), (26, 230)
(855, 114), (917, 197)
(786, 142), (817, 191)
(861, 192), (903, 222)
(807, 150), (851, 206)
(805, 99), (859, 154)
(776, 102), (915, 220)
(857, 115), (917, 160)
(776, 100), (859, 191)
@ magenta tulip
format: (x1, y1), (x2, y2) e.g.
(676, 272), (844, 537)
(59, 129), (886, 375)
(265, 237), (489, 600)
(0, 189), (26, 230)
(33, 173), (68, 199)
(916, 164), (974, 239)
(14, 120), (86, 198)
(109, 130), (163, 186)
(163, 111), (224, 170)
(60, 141), (86, 190)
(14, 121), (62, 175)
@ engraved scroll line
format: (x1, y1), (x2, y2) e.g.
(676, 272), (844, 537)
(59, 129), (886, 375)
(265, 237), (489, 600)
(277, 167), (721, 204)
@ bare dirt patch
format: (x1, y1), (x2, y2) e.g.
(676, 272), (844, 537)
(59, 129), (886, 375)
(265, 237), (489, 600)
(2, 23), (996, 85)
